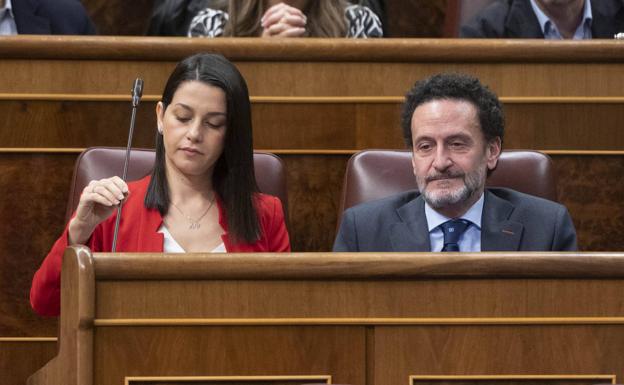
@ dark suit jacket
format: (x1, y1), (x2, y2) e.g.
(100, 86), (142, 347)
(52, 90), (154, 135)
(460, 0), (624, 38)
(333, 188), (578, 252)
(14, 0), (96, 35)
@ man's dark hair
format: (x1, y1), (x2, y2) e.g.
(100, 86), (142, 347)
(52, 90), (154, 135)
(401, 73), (505, 148)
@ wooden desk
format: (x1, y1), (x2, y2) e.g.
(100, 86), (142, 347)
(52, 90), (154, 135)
(28, 248), (624, 385)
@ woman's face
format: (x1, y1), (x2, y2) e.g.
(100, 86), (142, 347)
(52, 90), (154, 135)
(156, 80), (227, 178)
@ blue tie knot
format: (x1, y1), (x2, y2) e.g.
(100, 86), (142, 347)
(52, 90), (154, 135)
(440, 219), (471, 252)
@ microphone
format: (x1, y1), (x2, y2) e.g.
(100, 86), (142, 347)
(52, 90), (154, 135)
(111, 78), (144, 252)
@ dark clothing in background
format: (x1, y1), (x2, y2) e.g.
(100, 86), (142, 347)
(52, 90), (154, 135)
(14, 0), (96, 35)
(460, 0), (624, 38)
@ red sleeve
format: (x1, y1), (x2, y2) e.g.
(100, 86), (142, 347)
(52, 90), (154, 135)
(30, 218), (103, 317)
(264, 195), (290, 252)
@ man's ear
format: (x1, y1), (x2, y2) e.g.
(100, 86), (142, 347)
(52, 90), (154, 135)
(486, 137), (502, 170)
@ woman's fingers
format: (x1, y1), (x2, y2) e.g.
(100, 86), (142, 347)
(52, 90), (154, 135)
(277, 26), (306, 37)
(81, 177), (128, 207)
(261, 2), (306, 28)
(264, 21), (306, 37)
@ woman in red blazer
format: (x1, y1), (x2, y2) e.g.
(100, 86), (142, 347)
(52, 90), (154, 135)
(31, 53), (290, 316)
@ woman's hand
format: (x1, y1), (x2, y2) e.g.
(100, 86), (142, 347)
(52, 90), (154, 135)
(261, 2), (307, 38)
(68, 176), (129, 245)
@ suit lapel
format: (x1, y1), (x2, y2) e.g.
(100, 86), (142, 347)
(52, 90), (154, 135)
(506, 0), (544, 38)
(13, 0), (51, 34)
(389, 195), (431, 252)
(481, 190), (524, 251)
(590, 0), (624, 38)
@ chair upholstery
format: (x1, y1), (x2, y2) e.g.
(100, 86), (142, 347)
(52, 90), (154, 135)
(339, 149), (557, 218)
(65, 147), (288, 222)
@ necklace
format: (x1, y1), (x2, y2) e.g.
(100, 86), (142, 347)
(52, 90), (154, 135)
(171, 195), (216, 230)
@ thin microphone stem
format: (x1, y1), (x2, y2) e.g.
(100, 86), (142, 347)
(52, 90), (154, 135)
(112, 78), (142, 252)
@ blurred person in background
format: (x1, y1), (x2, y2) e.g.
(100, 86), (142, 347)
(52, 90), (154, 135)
(149, 0), (383, 37)
(460, 0), (624, 39)
(0, 0), (95, 35)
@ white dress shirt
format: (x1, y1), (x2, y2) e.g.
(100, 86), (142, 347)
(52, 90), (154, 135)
(0, 0), (18, 36)
(530, 0), (593, 40)
(425, 193), (484, 252)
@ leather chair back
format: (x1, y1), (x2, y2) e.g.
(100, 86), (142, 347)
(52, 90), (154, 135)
(66, 147), (288, 222)
(339, 149), (557, 218)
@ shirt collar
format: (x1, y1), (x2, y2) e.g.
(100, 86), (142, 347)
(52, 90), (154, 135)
(424, 193), (484, 232)
(1, 0), (13, 13)
(529, 0), (592, 36)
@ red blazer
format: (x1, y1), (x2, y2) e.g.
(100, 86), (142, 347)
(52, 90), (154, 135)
(30, 176), (290, 316)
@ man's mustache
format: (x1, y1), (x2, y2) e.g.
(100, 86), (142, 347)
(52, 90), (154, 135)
(426, 171), (465, 183)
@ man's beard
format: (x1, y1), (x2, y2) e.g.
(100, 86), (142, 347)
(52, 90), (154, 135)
(416, 166), (486, 210)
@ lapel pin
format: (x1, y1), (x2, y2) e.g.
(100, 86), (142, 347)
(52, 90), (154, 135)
(502, 229), (515, 235)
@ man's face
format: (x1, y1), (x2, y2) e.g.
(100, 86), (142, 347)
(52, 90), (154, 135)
(410, 99), (501, 217)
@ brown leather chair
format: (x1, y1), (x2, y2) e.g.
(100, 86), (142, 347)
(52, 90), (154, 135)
(339, 149), (557, 222)
(65, 147), (288, 222)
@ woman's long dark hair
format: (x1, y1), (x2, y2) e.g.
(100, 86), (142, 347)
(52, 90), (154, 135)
(145, 53), (260, 243)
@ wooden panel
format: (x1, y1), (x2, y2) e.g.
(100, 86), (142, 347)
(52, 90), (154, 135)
(410, 378), (611, 385)
(4, 37), (624, 62)
(82, 0), (155, 36)
(554, 154), (624, 251)
(3, 60), (624, 98)
(0, 341), (57, 385)
(129, 379), (328, 385)
(25, 250), (624, 385)
(94, 327), (363, 385)
(0, 154), (68, 336)
(281, 155), (345, 252)
(3, 100), (624, 150)
(386, 0), (447, 37)
(95, 278), (624, 319)
(0, 101), (158, 149)
(376, 326), (622, 385)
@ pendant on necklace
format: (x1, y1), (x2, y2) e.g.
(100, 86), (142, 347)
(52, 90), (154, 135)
(189, 222), (201, 230)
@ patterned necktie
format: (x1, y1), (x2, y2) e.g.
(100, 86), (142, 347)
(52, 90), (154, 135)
(440, 219), (471, 252)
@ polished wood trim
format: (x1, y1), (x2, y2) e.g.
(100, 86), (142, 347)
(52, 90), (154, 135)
(0, 148), (85, 153)
(542, 150), (624, 155)
(93, 252), (624, 279)
(2, 93), (624, 104)
(1, 36), (624, 62)
(0, 337), (57, 342)
(410, 374), (616, 383)
(124, 375), (331, 385)
(0, 94), (160, 102)
(2, 148), (624, 156)
(502, 97), (624, 104)
(93, 317), (624, 327)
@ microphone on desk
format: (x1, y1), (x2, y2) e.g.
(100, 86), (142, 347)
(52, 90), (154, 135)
(111, 78), (144, 252)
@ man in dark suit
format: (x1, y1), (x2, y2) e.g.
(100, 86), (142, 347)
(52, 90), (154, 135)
(333, 73), (577, 252)
(460, 0), (624, 39)
(0, 0), (96, 35)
